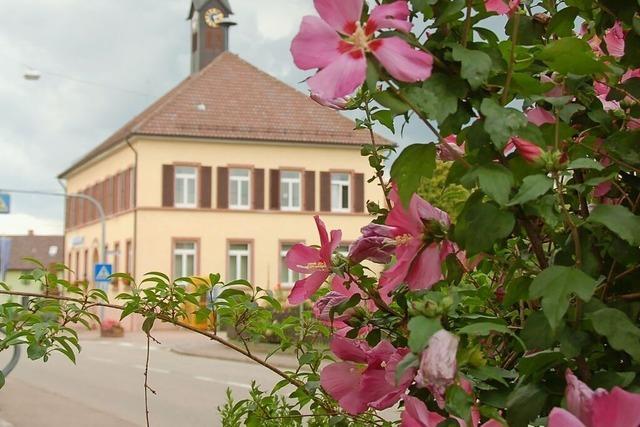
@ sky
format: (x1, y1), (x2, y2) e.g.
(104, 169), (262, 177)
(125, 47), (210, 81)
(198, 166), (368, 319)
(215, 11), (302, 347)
(0, 0), (424, 236)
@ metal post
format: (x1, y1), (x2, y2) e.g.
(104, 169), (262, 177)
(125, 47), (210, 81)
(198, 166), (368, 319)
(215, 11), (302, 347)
(0, 189), (106, 264)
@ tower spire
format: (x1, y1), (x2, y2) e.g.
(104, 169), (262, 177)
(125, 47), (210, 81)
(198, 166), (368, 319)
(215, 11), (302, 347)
(188, 1), (236, 74)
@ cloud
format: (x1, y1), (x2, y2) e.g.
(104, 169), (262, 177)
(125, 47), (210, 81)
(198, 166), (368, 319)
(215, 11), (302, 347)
(0, 213), (63, 236)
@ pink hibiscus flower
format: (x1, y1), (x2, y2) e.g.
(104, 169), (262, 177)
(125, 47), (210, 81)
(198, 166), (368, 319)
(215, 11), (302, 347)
(286, 216), (342, 305)
(348, 223), (398, 264)
(604, 21), (625, 59)
(504, 136), (544, 163)
(484, 0), (520, 15)
(291, 0), (433, 102)
(313, 275), (377, 325)
(548, 370), (640, 427)
(378, 189), (458, 297)
(320, 335), (415, 414)
(415, 330), (459, 408)
(401, 395), (503, 427)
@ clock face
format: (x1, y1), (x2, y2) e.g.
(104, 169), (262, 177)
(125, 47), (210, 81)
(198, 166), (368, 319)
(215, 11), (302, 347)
(204, 8), (224, 27)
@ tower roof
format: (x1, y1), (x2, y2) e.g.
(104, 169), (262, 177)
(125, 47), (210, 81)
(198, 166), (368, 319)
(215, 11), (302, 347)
(59, 53), (391, 178)
(188, 0), (233, 19)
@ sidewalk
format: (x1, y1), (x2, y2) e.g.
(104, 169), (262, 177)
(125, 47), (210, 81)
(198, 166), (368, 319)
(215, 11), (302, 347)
(77, 329), (300, 370)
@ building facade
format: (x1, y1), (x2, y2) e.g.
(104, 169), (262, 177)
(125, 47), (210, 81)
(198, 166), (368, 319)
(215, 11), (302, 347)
(59, 1), (386, 308)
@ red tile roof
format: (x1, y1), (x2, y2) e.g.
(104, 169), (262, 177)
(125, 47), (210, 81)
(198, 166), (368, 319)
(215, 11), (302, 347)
(60, 52), (388, 178)
(1, 234), (64, 271)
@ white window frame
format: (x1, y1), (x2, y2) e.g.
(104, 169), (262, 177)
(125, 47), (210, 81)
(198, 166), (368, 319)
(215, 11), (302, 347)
(331, 172), (351, 213)
(279, 243), (301, 288)
(174, 166), (198, 208)
(280, 171), (302, 211)
(228, 242), (251, 282)
(174, 241), (197, 280)
(229, 168), (251, 210)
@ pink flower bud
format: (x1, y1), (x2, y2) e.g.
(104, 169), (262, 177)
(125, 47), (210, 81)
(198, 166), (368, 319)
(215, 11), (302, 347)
(508, 136), (544, 163)
(437, 135), (465, 161)
(313, 291), (352, 322)
(415, 330), (459, 408)
(310, 93), (349, 110)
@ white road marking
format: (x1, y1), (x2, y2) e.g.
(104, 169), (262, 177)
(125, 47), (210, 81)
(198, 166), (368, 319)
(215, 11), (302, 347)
(133, 365), (170, 374)
(194, 375), (251, 390)
(88, 357), (116, 364)
(136, 345), (158, 352)
(0, 419), (14, 427)
(118, 342), (135, 347)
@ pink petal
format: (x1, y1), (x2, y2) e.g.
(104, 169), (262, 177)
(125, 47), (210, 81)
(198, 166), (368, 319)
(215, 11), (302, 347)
(330, 335), (369, 362)
(401, 396), (450, 427)
(526, 107), (556, 126)
(307, 51), (367, 103)
(320, 362), (368, 415)
(360, 368), (399, 409)
(371, 37), (433, 83)
(315, 215), (330, 251)
(509, 136), (544, 163)
(287, 271), (330, 305)
(286, 243), (321, 273)
(565, 370), (596, 425)
(310, 93), (349, 110)
(314, 0), (364, 34)
(368, 1), (412, 33)
(548, 408), (587, 427)
(622, 68), (640, 83)
(604, 21), (625, 59)
(291, 16), (343, 70)
(328, 229), (343, 257)
(628, 117), (640, 130)
(485, 0), (520, 15)
(590, 387), (640, 427)
(405, 244), (443, 291)
(379, 239), (421, 296)
(594, 181), (612, 198)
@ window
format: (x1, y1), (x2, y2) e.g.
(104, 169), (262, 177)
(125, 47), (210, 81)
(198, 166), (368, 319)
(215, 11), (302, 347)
(228, 243), (250, 281)
(175, 166), (197, 208)
(174, 241), (197, 279)
(280, 244), (301, 288)
(331, 173), (351, 212)
(229, 169), (251, 209)
(280, 171), (302, 211)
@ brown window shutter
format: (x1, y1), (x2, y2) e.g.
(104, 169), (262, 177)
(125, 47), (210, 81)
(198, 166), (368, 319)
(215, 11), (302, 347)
(304, 171), (316, 211)
(162, 165), (175, 207)
(92, 184), (99, 221)
(253, 169), (265, 210)
(353, 173), (365, 213)
(269, 169), (280, 210)
(103, 178), (111, 215)
(320, 172), (331, 212)
(200, 166), (212, 208)
(111, 175), (118, 214)
(217, 167), (229, 209)
(124, 169), (132, 210)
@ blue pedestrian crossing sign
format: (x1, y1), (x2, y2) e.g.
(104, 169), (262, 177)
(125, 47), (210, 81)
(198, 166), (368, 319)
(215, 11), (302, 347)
(0, 194), (10, 214)
(94, 264), (113, 283)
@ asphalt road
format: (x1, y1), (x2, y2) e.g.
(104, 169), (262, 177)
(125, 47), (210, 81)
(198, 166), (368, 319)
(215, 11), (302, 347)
(0, 332), (283, 426)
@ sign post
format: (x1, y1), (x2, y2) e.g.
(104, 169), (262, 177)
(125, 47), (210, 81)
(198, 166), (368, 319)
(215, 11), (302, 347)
(0, 194), (10, 214)
(94, 264), (113, 322)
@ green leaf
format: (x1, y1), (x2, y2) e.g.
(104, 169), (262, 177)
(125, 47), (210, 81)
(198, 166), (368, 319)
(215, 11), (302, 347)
(395, 352), (419, 384)
(374, 90), (410, 115)
(529, 266), (599, 330)
(142, 316), (155, 334)
(588, 308), (640, 362)
(567, 158), (604, 170)
(27, 343), (47, 360)
(507, 175), (553, 206)
(477, 164), (514, 206)
(454, 195), (516, 255)
(408, 316), (441, 353)
(403, 74), (466, 124)
(547, 7), (580, 37)
(537, 37), (607, 75)
(451, 45), (493, 89)
(481, 99), (528, 149)
(517, 350), (564, 376)
(372, 110), (395, 133)
(458, 321), (509, 336)
(434, 0), (465, 25)
(506, 384), (548, 427)
(521, 311), (555, 350)
(445, 385), (474, 423)
(391, 144), (437, 207)
(588, 205), (640, 246)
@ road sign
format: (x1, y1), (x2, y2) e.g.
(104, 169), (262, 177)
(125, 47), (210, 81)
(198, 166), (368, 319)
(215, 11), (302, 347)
(0, 194), (10, 214)
(94, 263), (113, 283)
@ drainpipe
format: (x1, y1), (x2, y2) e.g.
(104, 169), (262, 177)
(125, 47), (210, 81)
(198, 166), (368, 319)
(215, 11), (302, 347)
(126, 138), (138, 280)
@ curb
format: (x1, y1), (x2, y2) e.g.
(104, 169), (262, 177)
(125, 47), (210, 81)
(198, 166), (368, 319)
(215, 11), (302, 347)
(169, 347), (299, 370)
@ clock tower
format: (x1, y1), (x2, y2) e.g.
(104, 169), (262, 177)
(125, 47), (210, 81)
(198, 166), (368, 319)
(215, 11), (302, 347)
(188, 0), (235, 74)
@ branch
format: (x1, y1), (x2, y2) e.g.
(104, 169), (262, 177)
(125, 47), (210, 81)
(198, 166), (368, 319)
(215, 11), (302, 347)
(363, 100), (392, 210)
(501, 12), (521, 105)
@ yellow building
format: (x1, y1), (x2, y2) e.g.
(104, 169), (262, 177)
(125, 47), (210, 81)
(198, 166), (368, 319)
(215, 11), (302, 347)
(58, 1), (387, 323)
